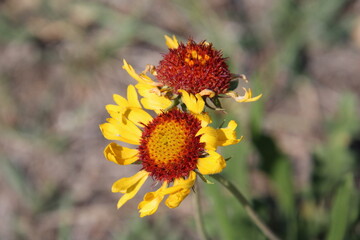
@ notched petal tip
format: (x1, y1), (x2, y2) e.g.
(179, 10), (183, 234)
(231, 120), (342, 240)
(213, 120), (242, 147)
(164, 35), (179, 49)
(179, 90), (205, 114)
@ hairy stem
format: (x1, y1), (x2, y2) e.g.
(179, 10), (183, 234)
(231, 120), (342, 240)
(194, 180), (211, 240)
(210, 174), (280, 240)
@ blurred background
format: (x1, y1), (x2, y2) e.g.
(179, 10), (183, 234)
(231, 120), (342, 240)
(1, 0), (359, 239)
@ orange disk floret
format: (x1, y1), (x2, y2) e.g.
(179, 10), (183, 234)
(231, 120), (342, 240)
(138, 109), (205, 182)
(156, 39), (232, 95)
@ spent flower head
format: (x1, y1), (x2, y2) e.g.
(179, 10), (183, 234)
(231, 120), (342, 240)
(122, 35), (261, 110)
(156, 38), (232, 95)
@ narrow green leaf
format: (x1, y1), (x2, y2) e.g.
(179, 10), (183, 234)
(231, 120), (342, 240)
(327, 174), (355, 240)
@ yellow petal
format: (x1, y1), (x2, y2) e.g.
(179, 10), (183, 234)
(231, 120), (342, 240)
(135, 83), (172, 112)
(112, 170), (148, 192)
(197, 151), (226, 175)
(105, 104), (123, 120)
(164, 35), (179, 49)
(113, 94), (127, 107)
(141, 97), (172, 112)
(166, 188), (191, 209)
(111, 85), (141, 109)
(138, 182), (168, 217)
(107, 118), (142, 145)
(196, 121), (241, 150)
(127, 85), (141, 108)
(122, 59), (154, 85)
(163, 171), (197, 195)
(196, 126), (218, 150)
(123, 107), (153, 126)
(112, 170), (149, 208)
(99, 123), (138, 145)
(215, 120), (243, 146)
(179, 90), (205, 114)
(135, 83), (153, 97)
(106, 104), (121, 113)
(107, 97), (153, 126)
(165, 171), (196, 208)
(194, 112), (212, 127)
(104, 142), (139, 165)
(247, 93), (262, 102)
(227, 88), (262, 103)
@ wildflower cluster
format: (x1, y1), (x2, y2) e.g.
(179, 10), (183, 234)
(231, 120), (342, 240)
(99, 35), (261, 217)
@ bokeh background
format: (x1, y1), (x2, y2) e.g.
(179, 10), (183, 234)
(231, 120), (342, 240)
(1, 0), (360, 239)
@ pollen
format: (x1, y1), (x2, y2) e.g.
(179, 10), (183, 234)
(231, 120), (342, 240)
(138, 109), (205, 182)
(156, 39), (232, 95)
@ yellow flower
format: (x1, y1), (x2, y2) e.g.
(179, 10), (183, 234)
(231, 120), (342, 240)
(122, 35), (262, 106)
(100, 85), (242, 217)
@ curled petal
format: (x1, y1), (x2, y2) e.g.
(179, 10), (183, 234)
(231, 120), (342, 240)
(112, 170), (149, 208)
(166, 188), (191, 209)
(199, 89), (216, 98)
(137, 172), (196, 216)
(215, 120), (243, 146)
(165, 171), (196, 208)
(164, 35), (179, 49)
(138, 182), (168, 217)
(197, 151), (226, 175)
(196, 121), (241, 150)
(104, 142), (138, 165)
(226, 88), (262, 103)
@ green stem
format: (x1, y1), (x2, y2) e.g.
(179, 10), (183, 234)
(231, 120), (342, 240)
(194, 180), (211, 240)
(210, 174), (281, 240)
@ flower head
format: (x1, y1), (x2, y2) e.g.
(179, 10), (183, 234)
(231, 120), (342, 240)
(156, 39), (232, 95)
(100, 85), (242, 217)
(139, 109), (205, 182)
(122, 35), (262, 107)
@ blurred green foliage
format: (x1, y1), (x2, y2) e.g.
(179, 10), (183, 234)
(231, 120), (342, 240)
(1, 0), (359, 239)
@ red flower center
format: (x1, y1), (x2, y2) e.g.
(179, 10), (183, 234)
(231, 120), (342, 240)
(156, 39), (232, 95)
(138, 109), (205, 182)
